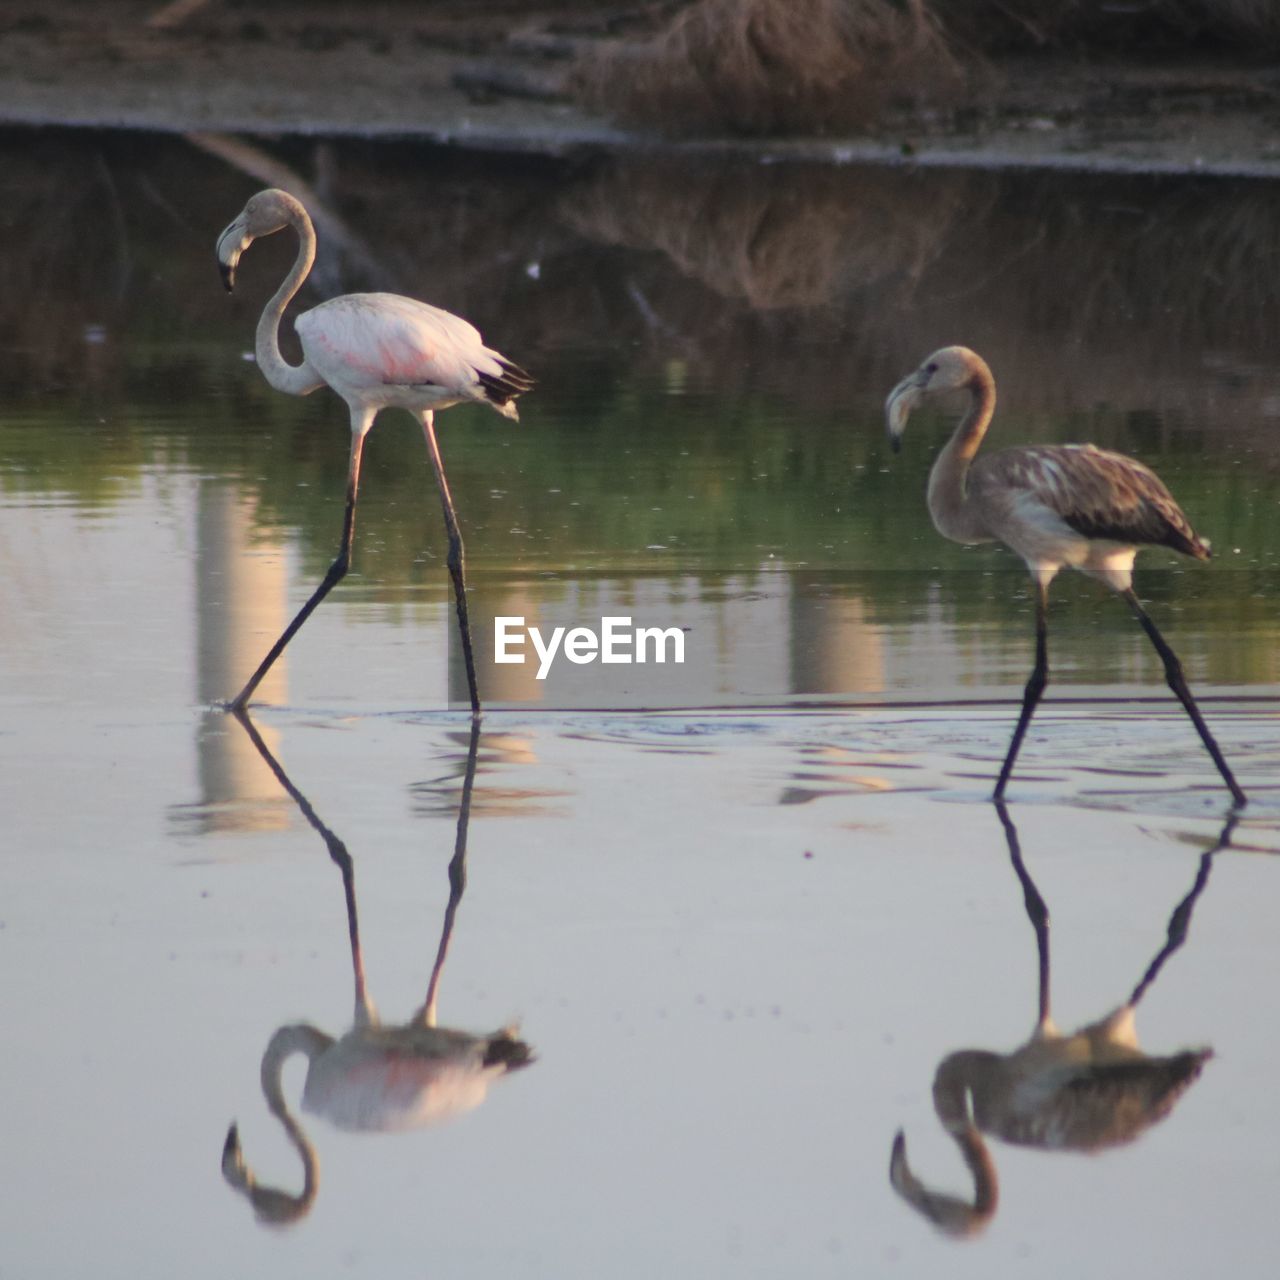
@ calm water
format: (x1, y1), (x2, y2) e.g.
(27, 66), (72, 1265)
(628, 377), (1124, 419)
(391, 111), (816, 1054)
(2, 127), (1280, 1277)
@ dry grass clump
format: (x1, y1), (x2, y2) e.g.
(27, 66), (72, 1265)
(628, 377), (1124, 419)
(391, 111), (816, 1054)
(570, 0), (1280, 136)
(572, 0), (960, 136)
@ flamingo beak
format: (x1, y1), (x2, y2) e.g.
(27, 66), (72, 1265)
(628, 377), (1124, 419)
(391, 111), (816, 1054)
(885, 374), (925, 453)
(216, 216), (250, 293)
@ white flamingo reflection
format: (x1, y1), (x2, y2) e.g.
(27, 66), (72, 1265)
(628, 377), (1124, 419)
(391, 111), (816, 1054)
(221, 714), (533, 1225)
(890, 803), (1234, 1237)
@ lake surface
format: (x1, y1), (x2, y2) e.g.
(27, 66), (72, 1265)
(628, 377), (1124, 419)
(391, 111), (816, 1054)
(2, 126), (1279, 1277)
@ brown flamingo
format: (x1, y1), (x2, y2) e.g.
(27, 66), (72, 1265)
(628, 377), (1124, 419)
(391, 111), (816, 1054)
(885, 345), (1245, 805)
(889, 802), (1232, 1236)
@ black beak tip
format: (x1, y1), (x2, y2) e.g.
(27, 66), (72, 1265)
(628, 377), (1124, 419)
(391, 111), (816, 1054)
(219, 263), (235, 293)
(890, 436), (902, 455)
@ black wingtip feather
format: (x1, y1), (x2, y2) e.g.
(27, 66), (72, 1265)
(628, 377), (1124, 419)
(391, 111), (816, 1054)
(482, 1030), (535, 1072)
(1062, 512), (1211, 562)
(478, 360), (535, 406)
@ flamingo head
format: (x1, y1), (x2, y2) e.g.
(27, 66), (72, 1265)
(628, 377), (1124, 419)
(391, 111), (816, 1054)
(885, 346), (990, 452)
(216, 188), (306, 292)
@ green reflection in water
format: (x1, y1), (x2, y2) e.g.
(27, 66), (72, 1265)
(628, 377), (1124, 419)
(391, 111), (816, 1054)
(4, 359), (1279, 696)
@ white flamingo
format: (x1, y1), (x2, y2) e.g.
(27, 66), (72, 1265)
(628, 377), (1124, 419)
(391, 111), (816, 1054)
(221, 715), (533, 1224)
(885, 345), (1245, 804)
(215, 187), (533, 715)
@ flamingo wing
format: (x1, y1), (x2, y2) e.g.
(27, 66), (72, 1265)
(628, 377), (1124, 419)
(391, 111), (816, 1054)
(1004, 1050), (1211, 1151)
(296, 292), (525, 401)
(974, 445), (1209, 558)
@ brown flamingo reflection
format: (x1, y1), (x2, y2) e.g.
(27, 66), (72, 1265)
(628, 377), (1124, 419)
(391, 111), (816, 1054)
(221, 713), (533, 1225)
(890, 803), (1234, 1237)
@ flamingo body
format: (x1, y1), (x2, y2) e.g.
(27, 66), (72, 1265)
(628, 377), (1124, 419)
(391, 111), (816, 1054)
(300, 1023), (531, 1133)
(942, 441), (1207, 593)
(294, 291), (526, 420)
(223, 1020), (531, 1223)
(946, 1009), (1210, 1153)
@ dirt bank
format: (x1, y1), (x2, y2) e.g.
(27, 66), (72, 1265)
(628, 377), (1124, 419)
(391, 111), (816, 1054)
(0, 1), (1277, 177)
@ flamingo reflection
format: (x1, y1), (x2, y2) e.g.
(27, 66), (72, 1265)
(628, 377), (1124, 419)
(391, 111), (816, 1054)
(890, 804), (1234, 1237)
(221, 713), (533, 1225)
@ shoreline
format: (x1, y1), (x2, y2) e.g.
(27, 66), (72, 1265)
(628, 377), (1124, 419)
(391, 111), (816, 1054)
(0, 5), (1277, 179)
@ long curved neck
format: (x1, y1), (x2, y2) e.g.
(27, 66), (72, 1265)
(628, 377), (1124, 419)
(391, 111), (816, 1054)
(927, 363), (996, 544)
(890, 1050), (999, 1236)
(256, 207), (325, 398)
(222, 1023), (332, 1224)
(933, 1050), (999, 1134)
(261, 1022), (331, 1119)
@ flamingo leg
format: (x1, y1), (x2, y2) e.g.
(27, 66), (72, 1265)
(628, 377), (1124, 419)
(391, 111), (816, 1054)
(420, 717), (480, 1028)
(1127, 826), (1229, 1008)
(228, 415), (371, 712)
(420, 410), (480, 717)
(994, 802), (1051, 1027)
(232, 705), (374, 1025)
(994, 579), (1050, 800)
(1122, 589), (1246, 807)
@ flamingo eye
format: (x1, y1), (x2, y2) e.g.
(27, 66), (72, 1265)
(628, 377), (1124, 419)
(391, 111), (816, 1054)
(924, 362), (938, 375)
